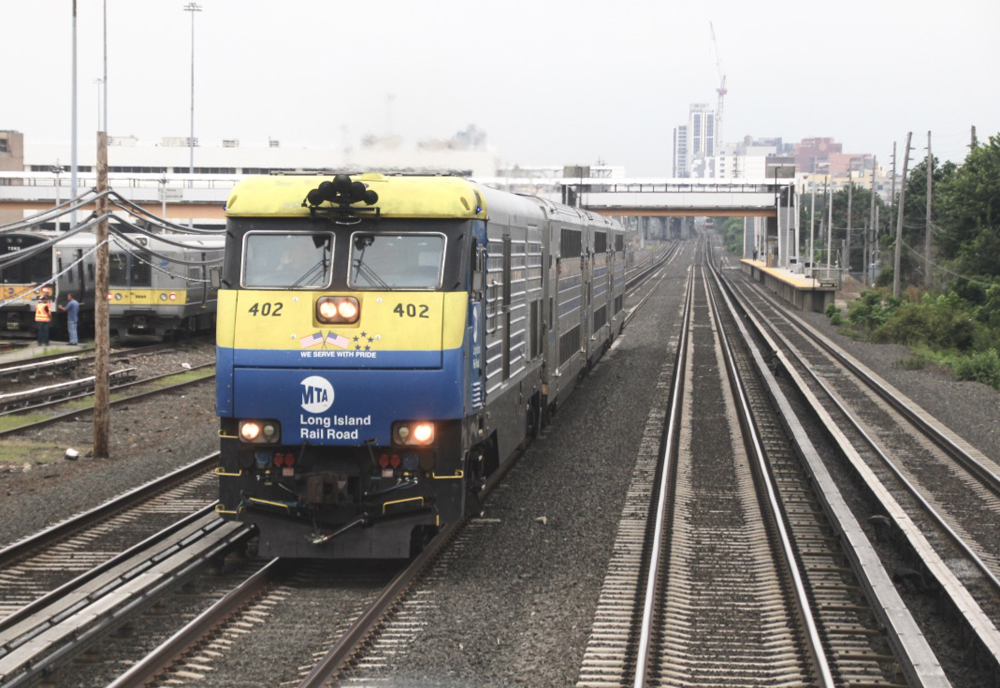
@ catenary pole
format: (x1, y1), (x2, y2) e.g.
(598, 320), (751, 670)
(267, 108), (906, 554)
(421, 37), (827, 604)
(893, 132), (912, 298)
(70, 0), (78, 230)
(925, 131), (932, 287)
(867, 155), (877, 286)
(825, 176), (832, 269)
(889, 141), (897, 252)
(846, 171), (853, 272)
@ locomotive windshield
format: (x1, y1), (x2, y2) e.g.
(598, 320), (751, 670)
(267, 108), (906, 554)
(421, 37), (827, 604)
(242, 232), (333, 289)
(348, 232), (445, 290)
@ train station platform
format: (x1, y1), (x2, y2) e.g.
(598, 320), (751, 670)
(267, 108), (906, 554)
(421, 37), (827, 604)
(740, 259), (837, 313)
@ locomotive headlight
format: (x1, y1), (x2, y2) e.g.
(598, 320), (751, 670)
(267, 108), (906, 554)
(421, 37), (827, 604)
(412, 423), (433, 444)
(392, 421), (435, 446)
(240, 421), (261, 441)
(239, 419), (281, 444)
(316, 296), (360, 324)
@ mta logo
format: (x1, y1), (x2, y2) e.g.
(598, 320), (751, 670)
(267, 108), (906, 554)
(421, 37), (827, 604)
(301, 376), (334, 414)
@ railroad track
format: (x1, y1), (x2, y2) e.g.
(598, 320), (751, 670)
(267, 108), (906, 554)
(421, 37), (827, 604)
(0, 362), (213, 416)
(0, 507), (248, 688)
(0, 455), (220, 606)
(576, 241), (947, 687)
(0, 364), (215, 438)
(722, 259), (1000, 683)
(0, 340), (188, 376)
(0, 454), (237, 686)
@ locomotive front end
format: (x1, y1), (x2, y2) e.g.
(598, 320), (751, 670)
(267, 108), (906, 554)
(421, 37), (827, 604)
(216, 175), (484, 559)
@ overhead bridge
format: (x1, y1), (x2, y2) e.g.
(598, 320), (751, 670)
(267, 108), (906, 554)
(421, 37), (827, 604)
(569, 178), (791, 217)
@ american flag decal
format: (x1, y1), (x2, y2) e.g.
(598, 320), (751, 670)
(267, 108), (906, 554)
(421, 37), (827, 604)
(326, 332), (350, 349)
(300, 332), (324, 348)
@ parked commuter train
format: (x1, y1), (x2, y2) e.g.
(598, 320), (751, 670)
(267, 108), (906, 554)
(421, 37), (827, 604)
(0, 230), (97, 338)
(215, 173), (627, 559)
(0, 228), (222, 341)
(108, 233), (224, 338)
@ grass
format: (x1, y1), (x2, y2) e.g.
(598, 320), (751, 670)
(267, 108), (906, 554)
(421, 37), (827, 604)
(0, 438), (77, 464)
(149, 368), (215, 388)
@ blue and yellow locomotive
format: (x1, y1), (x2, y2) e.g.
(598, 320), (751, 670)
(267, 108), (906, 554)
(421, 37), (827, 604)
(215, 174), (626, 558)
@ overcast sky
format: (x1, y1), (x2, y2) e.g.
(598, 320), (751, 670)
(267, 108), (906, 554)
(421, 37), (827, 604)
(4, 0), (998, 176)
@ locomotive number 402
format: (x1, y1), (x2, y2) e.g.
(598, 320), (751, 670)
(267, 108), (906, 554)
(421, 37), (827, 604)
(247, 302), (284, 317)
(393, 303), (429, 318)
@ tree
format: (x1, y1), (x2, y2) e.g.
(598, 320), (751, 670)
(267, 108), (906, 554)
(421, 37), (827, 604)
(937, 134), (1000, 280)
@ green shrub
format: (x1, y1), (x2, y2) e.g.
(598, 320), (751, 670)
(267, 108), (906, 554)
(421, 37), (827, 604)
(829, 313), (843, 327)
(848, 291), (896, 332)
(825, 303), (841, 318)
(953, 349), (1000, 389)
(873, 301), (979, 351)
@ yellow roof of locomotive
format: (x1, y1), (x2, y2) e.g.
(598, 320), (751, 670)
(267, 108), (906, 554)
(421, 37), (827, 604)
(225, 173), (488, 219)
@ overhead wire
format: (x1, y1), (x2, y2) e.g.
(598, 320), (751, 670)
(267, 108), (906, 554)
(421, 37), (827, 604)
(0, 237), (109, 308)
(108, 223), (224, 267)
(0, 213), (113, 268)
(0, 189), (106, 234)
(108, 191), (225, 234)
(900, 239), (996, 288)
(107, 215), (225, 251)
(109, 234), (218, 284)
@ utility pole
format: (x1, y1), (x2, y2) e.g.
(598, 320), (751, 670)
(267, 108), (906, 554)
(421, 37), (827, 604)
(889, 142), (897, 253)
(893, 132), (912, 299)
(94, 132), (110, 458)
(925, 131), (932, 288)
(184, 2), (201, 229)
(809, 183), (816, 273)
(71, 0), (78, 229)
(846, 171), (853, 273)
(867, 155), (877, 286)
(971, 125), (978, 149)
(826, 175), (833, 269)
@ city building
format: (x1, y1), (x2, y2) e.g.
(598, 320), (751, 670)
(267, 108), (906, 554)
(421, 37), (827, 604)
(671, 103), (716, 178)
(714, 136), (793, 179)
(17, 125), (501, 180)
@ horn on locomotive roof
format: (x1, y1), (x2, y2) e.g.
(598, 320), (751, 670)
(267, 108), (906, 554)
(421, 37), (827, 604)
(305, 174), (379, 208)
(303, 174), (379, 225)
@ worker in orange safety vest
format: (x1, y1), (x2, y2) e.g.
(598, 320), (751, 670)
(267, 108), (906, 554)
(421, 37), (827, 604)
(35, 293), (53, 346)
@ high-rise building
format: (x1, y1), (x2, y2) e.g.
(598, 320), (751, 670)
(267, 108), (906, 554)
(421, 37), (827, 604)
(672, 104), (716, 178)
(672, 126), (688, 177)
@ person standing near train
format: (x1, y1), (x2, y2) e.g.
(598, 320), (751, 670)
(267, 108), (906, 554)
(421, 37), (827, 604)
(35, 293), (53, 346)
(59, 293), (80, 345)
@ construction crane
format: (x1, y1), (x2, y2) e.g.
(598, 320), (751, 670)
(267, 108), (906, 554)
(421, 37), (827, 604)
(710, 22), (727, 146)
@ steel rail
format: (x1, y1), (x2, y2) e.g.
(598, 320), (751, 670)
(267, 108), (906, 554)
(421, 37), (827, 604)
(0, 504), (220, 638)
(705, 263), (835, 687)
(709, 256), (951, 687)
(0, 452), (219, 564)
(0, 515), (248, 688)
(0, 362), (213, 417)
(731, 282), (1000, 593)
(0, 368), (215, 438)
(106, 558), (282, 688)
(0, 339), (187, 373)
(754, 285), (1000, 498)
(631, 265), (692, 688)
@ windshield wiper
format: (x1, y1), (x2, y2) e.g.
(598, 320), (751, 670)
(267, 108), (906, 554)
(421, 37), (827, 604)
(353, 246), (391, 290)
(290, 251), (329, 288)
